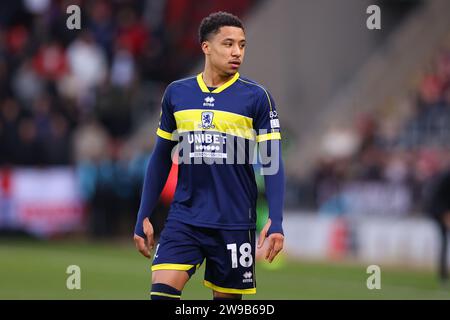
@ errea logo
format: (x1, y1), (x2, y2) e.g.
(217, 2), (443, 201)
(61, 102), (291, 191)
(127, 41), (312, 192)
(243, 271), (253, 283)
(203, 96), (215, 107)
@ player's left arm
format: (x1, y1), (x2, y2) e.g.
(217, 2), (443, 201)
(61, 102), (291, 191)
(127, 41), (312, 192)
(253, 87), (285, 263)
(257, 140), (285, 263)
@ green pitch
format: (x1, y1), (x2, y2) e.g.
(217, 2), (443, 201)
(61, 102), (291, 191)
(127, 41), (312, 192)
(0, 239), (449, 300)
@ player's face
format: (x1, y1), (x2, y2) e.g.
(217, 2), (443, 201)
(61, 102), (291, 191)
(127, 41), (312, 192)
(204, 26), (246, 76)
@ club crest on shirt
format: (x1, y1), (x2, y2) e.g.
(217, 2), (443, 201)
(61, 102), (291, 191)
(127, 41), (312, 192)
(200, 111), (215, 129)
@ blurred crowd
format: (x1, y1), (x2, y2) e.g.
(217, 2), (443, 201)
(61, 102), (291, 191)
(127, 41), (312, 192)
(0, 0), (255, 236)
(311, 47), (450, 217)
(0, 0), (255, 165)
(3, 0), (445, 231)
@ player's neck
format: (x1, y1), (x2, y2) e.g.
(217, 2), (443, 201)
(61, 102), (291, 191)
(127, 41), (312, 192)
(202, 66), (234, 88)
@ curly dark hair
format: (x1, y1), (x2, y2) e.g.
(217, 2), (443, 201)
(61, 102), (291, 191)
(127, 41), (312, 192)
(198, 11), (244, 44)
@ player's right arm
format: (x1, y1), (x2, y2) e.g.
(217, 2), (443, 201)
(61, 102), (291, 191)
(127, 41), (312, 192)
(134, 137), (176, 258)
(134, 84), (177, 258)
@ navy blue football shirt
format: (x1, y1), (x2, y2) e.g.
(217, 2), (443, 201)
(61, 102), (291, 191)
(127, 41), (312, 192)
(157, 72), (281, 230)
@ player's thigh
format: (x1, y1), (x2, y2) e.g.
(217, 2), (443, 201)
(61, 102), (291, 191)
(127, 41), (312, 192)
(151, 219), (204, 289)
(212, 290), (242, 300)
(152, 270), (190, 291)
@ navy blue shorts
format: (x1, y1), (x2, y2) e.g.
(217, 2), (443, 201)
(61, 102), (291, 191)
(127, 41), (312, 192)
(151, 218), (256, 295)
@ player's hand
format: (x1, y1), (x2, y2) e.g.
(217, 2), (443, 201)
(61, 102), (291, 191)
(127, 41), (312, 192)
(257, 218), (284, 263)
(133, 217), (155, 259)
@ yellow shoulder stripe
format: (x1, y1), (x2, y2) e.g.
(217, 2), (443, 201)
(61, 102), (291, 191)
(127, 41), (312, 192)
(256, 132), (281, 142)
(156, 128), (175, 141)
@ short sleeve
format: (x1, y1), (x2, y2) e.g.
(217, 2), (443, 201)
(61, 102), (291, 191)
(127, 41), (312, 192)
(253, 88), (282, 142)
(156, 84), (177, 141)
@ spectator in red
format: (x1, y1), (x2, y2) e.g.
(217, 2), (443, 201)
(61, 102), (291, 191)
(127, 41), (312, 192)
(32, 41), (68, 81)
(116, 8), (149, 58)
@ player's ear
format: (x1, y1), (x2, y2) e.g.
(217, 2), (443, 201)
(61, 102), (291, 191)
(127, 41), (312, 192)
(201, 41), (210, 55)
